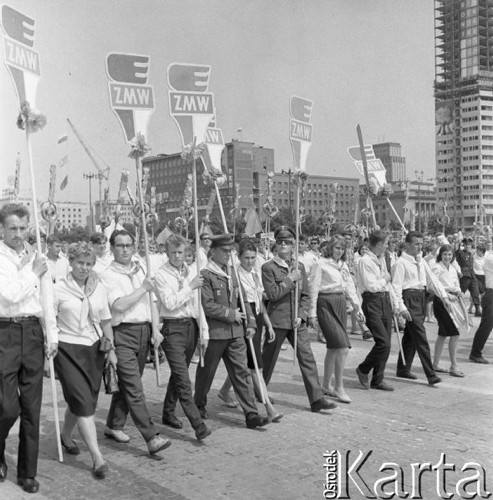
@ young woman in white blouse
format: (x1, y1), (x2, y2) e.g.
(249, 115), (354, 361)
(432, 244), (465, 377)
(308, 235), (364, 403)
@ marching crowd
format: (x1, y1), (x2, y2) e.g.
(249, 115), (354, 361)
(0, 201), (491, 494)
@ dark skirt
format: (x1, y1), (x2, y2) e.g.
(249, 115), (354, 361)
(246, 303), (264, 369)
(54, 340), (105, 417)
(433, 296), (459, 337)
(317, 293), (351, 349)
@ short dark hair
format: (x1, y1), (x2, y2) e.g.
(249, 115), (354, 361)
(0, 203), (30, 225)
(238, 239), (257, 257)
(200, 232), (211, 241)
(165, 234), (187, 252)
(299, 234), (309, 243)
(369, 230), (388, 248)
(67, 241), (96, 263)
(90, 232), (107, 244)
(405, 231), (423, 244)
(437, 244), (455, 263)
(47, 235), (61, 245)
(109, 229), (135, 246)
(322, 235), (346, 260)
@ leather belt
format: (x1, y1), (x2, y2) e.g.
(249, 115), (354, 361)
(403, 288), (426, 293)
(0, 316), (39, 323)
(362, 291), (389, 297)
(162, 318), (194, 324)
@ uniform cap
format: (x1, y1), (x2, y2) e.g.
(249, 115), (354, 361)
(274, 225), (295, 241)
(210, 233), (235, 249)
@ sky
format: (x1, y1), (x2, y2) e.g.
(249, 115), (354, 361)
(0, 0), (436, 204)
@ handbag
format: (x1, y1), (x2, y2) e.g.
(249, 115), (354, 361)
(103, 362), (119, 394)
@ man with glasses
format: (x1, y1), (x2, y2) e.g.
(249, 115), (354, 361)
(100, 230), (171, 455)
(261, 226), (336, 413)
(194, 234), (270, 429)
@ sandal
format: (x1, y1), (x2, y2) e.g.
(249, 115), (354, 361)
(433, 366), (449, 373)
(218, 392), (238, 408)
(449, 369), (465, 378)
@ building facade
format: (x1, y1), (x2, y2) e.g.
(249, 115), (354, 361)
(434, 0), (493, 230)
(372, 142), (407, 183)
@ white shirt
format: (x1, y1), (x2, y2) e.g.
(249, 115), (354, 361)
(392, 251), (448, 313)
(433, 261), (461, 294)
(237, 265), (263, 315)
(55, 273), (112, 346)
(473, 254), (486, 276)
(299, 251), (318, 278)
(0, 241), (58, 344)
(357, 251), (391, 294)
(47, 254), (70, 283)
(93, 252), (113, 276)
(101, 259), (152, 326)
(484, 253), (493, 289)
(154, 261), (209, 339)
(197, 247), (209, 270)
(308, 257), (360, 318)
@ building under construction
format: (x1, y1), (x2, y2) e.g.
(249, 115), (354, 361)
(434, 0), (493, 230)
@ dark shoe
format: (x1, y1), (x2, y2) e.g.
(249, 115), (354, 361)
(475, 306), (482, 317)
(198, 406), (208, 419)
(92, 462), (108, 479)
(362, 330), (373, 340)
(428, 375), (442, 386)
(310, 397), (337, 413)
(356, 367), (370, 389)
(61, 435), (80, 455)
(469, 355), (489, 364)
(17, 477), (39, 494)
(246, 415), (270, 429)
(195, 423), (212, 441)
(396, 371), (418, 380)
(371, 381), (394, 391)
(147, 435), (172, 455)
(162, 414), (183, 429)
(0, 460), (7, 482)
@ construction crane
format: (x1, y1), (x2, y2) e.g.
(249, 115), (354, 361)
(66, 118), (111, 202)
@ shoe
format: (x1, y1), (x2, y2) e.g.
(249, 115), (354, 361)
(0, 460), (7, 482)
(245, 415), (270, 429)
(161, 415), (183, 429)
(433, 366), (449, 373)
(195, 423), (212, 441)
(270, 413), (284, 423)
(17, 477), (39, 494)
(61, 435), (80, 455)
(333, 390), (352, 404)
(428, 375), (442, 386)
(350, 331), (360, 335)
(469, 355), (489, 364)
(371, 381), (394, 391)
(356, 367), (370, 390)
(92, 462), (108, 479)
(104, 427), (130, 443)
(321, 386), (336, 398)
(449, 368), (465, 378)
(198, 407), (208, 419)
(218, 392), (239, 408)
(362, 330), (373, 340)
(310, 397), (337, 412)
(396, 372), (418, 380)
(147, 435), (172, 455)
(475, 307), (482, 317)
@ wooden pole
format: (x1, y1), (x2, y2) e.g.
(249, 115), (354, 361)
(191, 149), (204, 367)
(134, 157), (162, 386)
(293, 181), (300, 365)
(356, 125), (377, 230)
(26, 131), (63, 463)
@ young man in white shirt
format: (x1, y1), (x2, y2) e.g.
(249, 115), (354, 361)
(154, 234), (211, 440)
(46, 234), (70, 283)
(392, 231), (451, 385)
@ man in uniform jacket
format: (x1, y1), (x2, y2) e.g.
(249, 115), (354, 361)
(456, 237), (481, 316)
(194, 234), (270, 429)
(261, 226), (336, 413)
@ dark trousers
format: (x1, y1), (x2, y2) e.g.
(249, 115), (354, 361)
(262, 324), (323, 405)
(161, 319), (202, 429)
(194, 337), (258, 418)
(358, 293), (393, 385)
(0, 319), (44, 478)
(106, 323), (156, 442)
(471, 288), (493, 358)
(460, 276), (480, 306)
(396, 290), (435, 380)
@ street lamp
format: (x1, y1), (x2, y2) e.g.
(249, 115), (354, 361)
(415, 170), (424, 233)
(83, 172), (97, 231)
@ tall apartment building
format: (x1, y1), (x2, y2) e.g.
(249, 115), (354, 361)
(143, 140), (274, 225)
(434, 0), (493, 229)
(372, 142), (407, 183)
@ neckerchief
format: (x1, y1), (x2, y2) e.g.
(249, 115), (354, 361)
(238, 265), (262, 314)
(165, 261), (189, 290)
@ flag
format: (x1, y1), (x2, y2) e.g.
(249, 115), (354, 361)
(60, 175), (68, 191)
(57, 134), (68, 144)
(58, 155), (68, 167)
(156, 226), (173, 245)
(244, 206), (262, 237)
